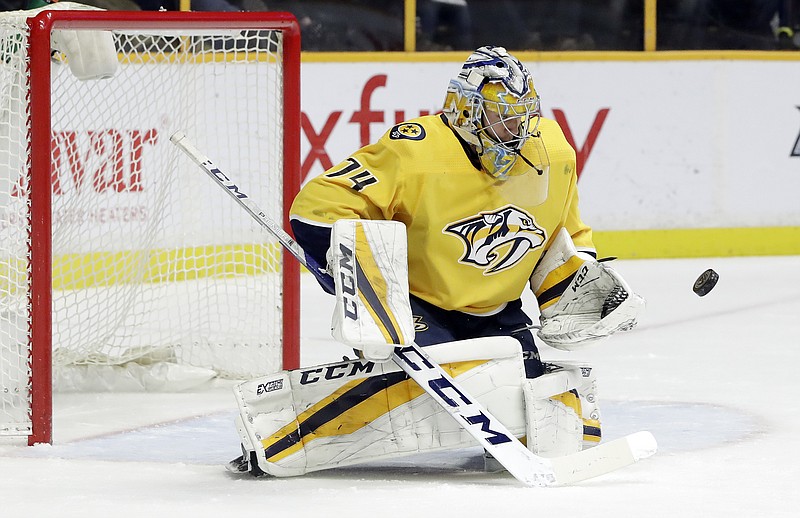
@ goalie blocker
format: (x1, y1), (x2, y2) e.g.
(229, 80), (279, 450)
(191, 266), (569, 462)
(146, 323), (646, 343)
(328, 219), (415, 362)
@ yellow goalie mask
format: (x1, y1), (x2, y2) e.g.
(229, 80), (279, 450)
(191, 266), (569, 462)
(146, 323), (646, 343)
(443, 46), (542, 179)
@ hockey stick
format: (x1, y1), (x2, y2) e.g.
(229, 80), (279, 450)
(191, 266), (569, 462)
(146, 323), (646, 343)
(170, 131), (657, 486)
(169, 133), (331, 289)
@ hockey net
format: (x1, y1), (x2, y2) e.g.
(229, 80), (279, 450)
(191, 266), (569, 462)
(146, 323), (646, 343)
(0, 5), (301, 444)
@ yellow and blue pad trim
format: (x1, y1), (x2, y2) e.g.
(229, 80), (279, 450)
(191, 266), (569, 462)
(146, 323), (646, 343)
(260, 359), (488, 463)
(552, 390), (601, 444)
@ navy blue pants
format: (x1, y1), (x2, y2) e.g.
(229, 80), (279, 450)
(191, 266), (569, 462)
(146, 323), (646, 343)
(410, 295), (544, 378)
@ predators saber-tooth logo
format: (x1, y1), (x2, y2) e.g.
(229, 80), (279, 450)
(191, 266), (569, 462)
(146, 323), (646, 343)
(444, 205), (545, 274)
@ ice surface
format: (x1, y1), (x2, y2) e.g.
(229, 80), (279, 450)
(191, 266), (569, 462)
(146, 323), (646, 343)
(1, 256), (799, 517)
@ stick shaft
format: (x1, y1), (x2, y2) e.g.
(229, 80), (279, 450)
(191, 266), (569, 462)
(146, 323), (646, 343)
(170, 131), (333, 292)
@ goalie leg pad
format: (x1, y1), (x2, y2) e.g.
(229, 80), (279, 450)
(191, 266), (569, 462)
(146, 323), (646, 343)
(526, 397), (582, 458)
(523, 361), (601, 457)
(234, 337), (528, 477)
(227, 415), (266, 476)
(329, 219), (415, 362)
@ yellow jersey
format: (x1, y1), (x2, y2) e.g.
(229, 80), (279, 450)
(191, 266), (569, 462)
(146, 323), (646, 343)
(290, 114), (594, 314)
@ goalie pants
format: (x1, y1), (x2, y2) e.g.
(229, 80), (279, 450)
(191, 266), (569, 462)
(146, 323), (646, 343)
(409, 295), (544, 378)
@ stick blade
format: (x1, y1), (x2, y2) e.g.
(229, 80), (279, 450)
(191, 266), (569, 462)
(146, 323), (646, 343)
(549, 431), (658, 485)
(627, 430), (658, 461)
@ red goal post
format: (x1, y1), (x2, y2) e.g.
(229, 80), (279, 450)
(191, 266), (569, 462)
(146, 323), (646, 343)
(1, 7), (301, 445)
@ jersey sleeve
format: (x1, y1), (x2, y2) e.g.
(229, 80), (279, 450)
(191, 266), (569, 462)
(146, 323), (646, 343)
(289, 137), (406, 282)
(290, 140), (404, 223)
(564, 180), (596, 257)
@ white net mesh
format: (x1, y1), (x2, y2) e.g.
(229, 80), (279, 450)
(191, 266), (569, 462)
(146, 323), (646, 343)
(1, 6), (297, 438)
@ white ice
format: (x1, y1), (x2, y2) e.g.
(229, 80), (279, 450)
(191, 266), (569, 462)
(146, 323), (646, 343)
(1, 256), (799, 517)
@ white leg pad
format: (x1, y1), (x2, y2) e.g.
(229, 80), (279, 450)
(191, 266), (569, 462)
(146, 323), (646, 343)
(235, 414), (256, 456)
(523, 361), (601, 457)
(524, 384), (583, 458)
(234, 337), (528, 477)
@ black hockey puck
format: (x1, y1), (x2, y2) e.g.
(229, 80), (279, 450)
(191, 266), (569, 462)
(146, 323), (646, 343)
(693, 269), (719, 297)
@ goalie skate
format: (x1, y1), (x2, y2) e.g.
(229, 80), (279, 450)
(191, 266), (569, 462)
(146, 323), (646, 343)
(225, 454), (249, 474)
(226, 450), (267, 477)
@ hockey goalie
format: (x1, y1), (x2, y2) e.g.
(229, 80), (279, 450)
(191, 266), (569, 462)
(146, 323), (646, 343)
(230, 46), (645, 479)
(229, 221), (644, 478)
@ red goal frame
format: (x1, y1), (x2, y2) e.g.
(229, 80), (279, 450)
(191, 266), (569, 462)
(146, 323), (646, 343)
(25, 10), (301, 445)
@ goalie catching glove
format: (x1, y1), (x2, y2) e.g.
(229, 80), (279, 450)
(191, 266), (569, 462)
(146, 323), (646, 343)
(530, 228), (644, 350)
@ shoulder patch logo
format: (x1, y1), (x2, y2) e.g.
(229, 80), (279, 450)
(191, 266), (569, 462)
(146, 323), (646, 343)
(390, 123), (426, 141)
(444, 206), (546, 274)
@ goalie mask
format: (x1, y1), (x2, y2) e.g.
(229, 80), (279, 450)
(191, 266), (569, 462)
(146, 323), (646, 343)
(443, 46), (542, 180)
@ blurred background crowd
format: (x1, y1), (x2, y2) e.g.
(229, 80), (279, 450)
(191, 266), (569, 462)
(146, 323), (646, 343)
(3, 0), (799, 51)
